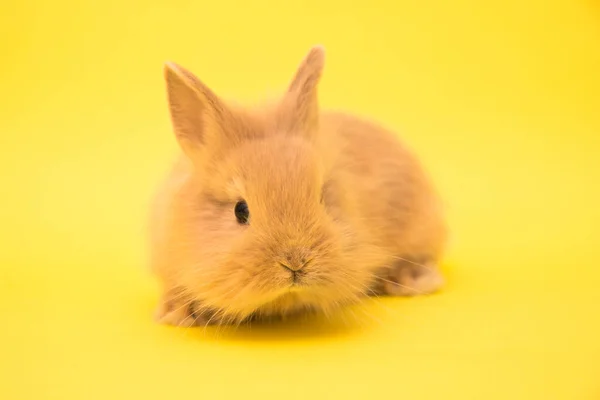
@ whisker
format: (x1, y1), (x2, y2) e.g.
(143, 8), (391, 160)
(164, 298), (193, 322)
(351, 303), (383, 326)
(176, 302), (198, 339)
(388, 255), (435, 272)
(374, 276), (425, 295)
(337, 280), (393, 322)
(203, 309), (221, 335)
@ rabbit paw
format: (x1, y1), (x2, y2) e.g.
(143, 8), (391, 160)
(154, 288), (212, 327)
(380, 257), (444, 296)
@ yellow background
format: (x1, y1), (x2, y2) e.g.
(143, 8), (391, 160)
(1, 0), (599, 399)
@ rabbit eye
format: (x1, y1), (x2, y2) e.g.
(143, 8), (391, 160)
(234, 200), (250, 224)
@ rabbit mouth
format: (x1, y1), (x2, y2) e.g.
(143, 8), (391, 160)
(277, 262), (310, 288)
(290, 270), (306, 285)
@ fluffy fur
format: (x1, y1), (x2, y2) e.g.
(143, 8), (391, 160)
(150, 46), (447, 326)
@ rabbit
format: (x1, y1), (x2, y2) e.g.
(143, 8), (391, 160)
(149, 45), (447, 327)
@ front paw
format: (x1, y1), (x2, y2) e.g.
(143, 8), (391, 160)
(154, 289), (214, 327)
(380, 258), (444, 296)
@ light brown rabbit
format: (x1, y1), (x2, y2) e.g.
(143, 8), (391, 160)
(150, 46), (447, 326)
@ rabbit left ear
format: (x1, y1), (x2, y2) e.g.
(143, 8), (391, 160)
(279, 46), (325, 136)
(164, 62), (239, 158)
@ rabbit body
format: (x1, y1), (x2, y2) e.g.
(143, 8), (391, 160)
(150, 47), (446, 326)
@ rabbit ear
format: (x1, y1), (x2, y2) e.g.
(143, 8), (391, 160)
(280, 46), (325, 135)
(164, 62), (234, 157)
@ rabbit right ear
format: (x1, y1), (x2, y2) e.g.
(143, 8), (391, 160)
(164, 62), (234, 157)
(278, 46), (325, 137)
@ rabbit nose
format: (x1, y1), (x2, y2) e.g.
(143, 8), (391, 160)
(280, 248), (310, 272)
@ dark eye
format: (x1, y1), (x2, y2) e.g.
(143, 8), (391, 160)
(234, 200), (250, 224)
